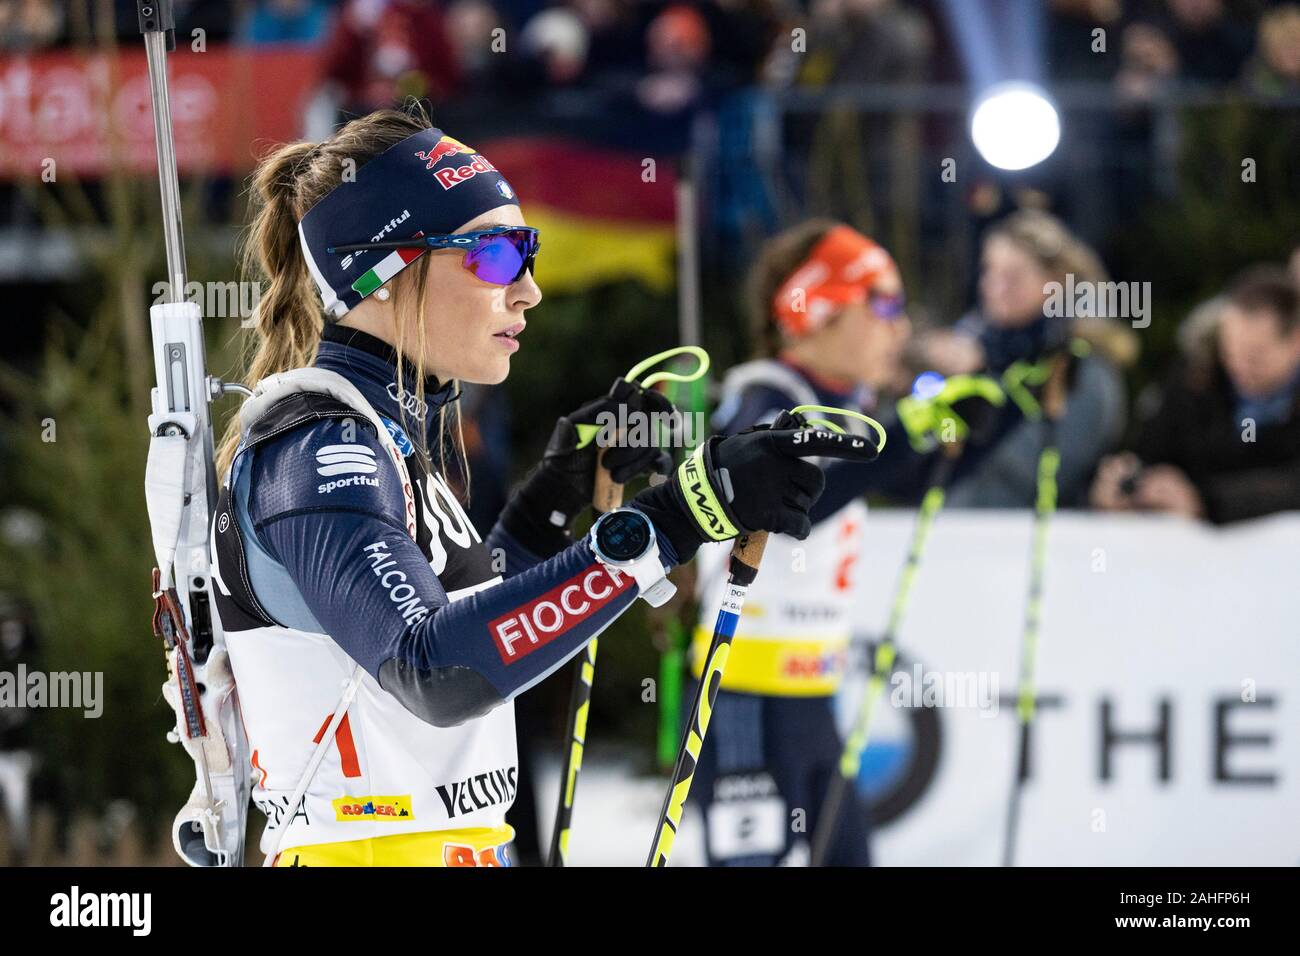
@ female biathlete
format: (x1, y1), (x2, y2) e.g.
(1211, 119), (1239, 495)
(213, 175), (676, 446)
(210, 107), (876, 867)
(690, 220), (911, 866)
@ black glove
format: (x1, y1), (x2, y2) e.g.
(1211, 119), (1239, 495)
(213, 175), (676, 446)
(633, 410), (881, 565)
(540, 377), (676, 499)
(499, 378), (677, 556)
(948, 391), (1002, 443)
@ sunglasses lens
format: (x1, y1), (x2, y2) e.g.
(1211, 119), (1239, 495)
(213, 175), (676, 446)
(870, 291), (906, 318)
(463, 230), (538, 285)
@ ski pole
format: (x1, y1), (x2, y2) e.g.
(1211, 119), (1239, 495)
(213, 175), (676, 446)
(1000, 354), (1069, 867)
(653, 369), (709, 772)
(547, 346), (709, 867)
(810, 373), (1004, 866)
(656, 616), (686, 770)
(646, 405), (887, 868)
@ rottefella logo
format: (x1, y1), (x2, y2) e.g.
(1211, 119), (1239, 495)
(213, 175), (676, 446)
(488, 565), (631, 663)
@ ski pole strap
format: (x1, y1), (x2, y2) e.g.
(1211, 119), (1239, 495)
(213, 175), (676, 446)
(594, 346), (710, 515)
(1003, 342), (1085, 423)
(676, 443), (741, 541)
(1002, 359), (1052, 421)
(624, 345), (710, 390)
(789, 404), (888, 452)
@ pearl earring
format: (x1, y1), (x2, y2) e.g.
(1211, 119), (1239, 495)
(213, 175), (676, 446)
(375, 287), (391, 301)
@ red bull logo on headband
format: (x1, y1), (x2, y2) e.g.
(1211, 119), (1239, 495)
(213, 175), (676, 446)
(416, 135), (475, 168)
(416, 135), (501, 191)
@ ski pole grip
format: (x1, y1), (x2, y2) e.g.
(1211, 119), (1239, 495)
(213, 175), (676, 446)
(1043, 354), (1069, 421)
(593, 450), (623, 514)
(728, 531), (768, 586)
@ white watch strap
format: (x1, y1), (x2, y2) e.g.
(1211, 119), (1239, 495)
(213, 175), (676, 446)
(638, 576), (676, 608)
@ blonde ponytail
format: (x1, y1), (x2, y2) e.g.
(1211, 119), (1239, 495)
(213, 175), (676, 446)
(216, 141), (319, 476)
(216, 103), (468, 487)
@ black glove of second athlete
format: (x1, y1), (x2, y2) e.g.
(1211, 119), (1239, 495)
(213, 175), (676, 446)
(499, 378), (678, 556)
(633, 410), (882, 565)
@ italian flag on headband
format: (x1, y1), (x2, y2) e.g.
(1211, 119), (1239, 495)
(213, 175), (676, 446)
(352, 239), (427, 298)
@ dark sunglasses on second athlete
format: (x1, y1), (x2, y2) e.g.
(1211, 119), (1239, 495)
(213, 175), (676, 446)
(328, 226), (541, 286)
(868, 288), (907, 319)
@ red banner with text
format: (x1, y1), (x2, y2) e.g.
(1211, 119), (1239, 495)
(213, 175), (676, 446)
(0, 46), (322, 178)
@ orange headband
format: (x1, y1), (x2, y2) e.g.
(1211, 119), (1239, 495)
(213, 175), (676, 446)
(772, 225), (898, 337)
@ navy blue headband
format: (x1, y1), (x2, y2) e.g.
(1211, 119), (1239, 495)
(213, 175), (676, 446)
(297, 127), (520, 318)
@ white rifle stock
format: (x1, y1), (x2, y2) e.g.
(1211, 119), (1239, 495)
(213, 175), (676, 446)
(138, 0), (252, 866)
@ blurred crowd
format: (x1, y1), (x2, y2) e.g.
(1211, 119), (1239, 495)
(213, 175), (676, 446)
(1, 1), (1297, 113)
(833, 210), (1300, 524)
(3, 1), (1297, 526)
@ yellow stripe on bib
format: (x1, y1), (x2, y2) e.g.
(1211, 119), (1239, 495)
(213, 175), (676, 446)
(273, 824), (515, 867)
(691, 627), (848, 697)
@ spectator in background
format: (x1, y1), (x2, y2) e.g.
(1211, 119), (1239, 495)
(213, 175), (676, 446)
(447, 0), (503, 84)
(636, 3), (714, 114)
(320, 0), (461, 117)
(239, 0), (336, 46)
(1242, 3), (1300, 97)
(908, 210), (1136, 508)
(569, 0), (644, 83)
(1115, 17), (1180, 101)
(521, 5), (591, 85)
(0, 0), (62, 51)
(1160, 0), (1253, 85)
(695, 0), (781, 87)
(1092, 267), (1300, 523)
(1047, 0), (1124, 83)
(774, 0), (932, 88)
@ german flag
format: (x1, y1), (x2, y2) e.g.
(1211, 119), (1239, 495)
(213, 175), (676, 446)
(482, 138), (678, 294)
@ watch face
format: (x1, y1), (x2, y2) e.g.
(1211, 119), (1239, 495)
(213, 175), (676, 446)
(596, 510), (652, 563)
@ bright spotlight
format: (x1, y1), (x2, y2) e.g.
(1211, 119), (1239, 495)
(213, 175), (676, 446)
(969, 82), (1060, 171)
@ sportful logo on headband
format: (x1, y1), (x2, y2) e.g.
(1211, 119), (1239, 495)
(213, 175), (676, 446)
(340, 209), (413, 271)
